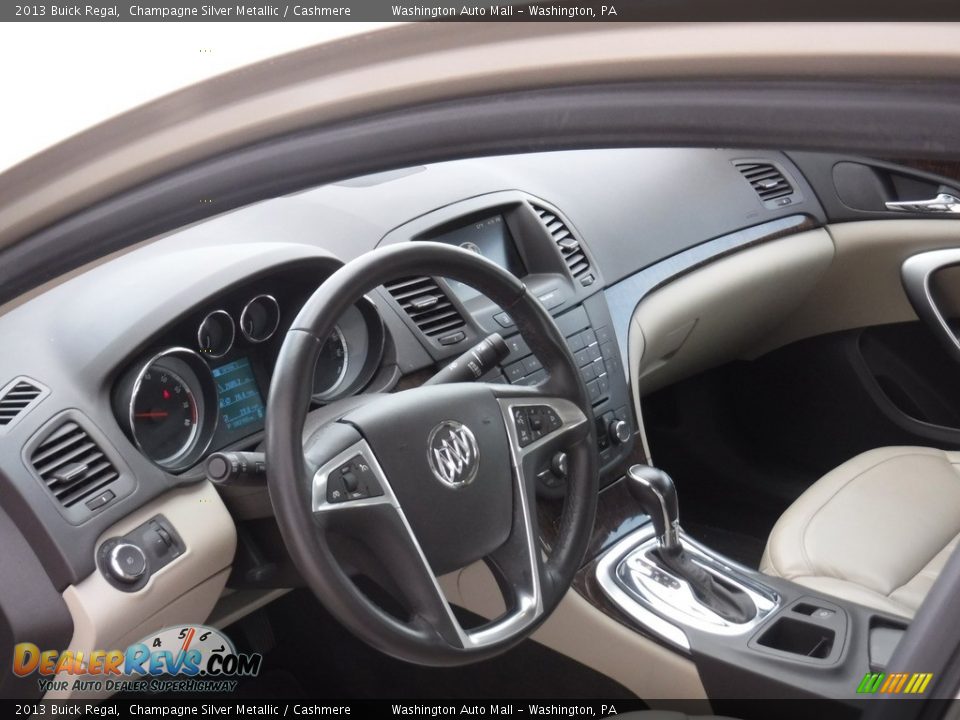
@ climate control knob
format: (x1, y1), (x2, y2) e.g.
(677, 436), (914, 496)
(108, 542), (147, 583)
(609, 419), (631, 445)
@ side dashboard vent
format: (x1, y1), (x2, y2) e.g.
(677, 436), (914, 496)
(735, 162), (795, 202)
(532, 204), (592, 281)
(384, 276), (466, 338)
(0, 377), (46, 431)
(30, 420), (120, 508)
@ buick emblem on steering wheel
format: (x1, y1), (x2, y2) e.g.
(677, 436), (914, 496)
(427, 420), (479, 488)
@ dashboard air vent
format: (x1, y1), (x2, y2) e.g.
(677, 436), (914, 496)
(532, 204), (592, 280)
(384, 276), (466, 338)
(735, 162), (795, 202)
(0, 378), (45, 430)
(30, 421), (120, 508)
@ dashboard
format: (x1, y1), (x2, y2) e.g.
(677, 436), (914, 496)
(0, 148), (828, 633)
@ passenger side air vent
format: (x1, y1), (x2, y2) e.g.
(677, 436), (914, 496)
(532, 204), (593, 283)
(0, 377), (47, 431)
(735, 162), (795, 202)
(384, 276), (466, 338)
(30, 420), (120, 508)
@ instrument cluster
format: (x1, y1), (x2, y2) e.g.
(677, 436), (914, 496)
(111, 272), (385, 472)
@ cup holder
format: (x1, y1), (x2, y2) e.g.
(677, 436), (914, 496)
(757, 617), (836, 659)
(748, 597), (846, 664)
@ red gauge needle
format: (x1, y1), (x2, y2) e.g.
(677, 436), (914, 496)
(134, 411), (169, 418)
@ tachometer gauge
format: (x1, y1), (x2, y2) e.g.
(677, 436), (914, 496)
(309, 298), (386, 404)
(312, 326), (348, 399)
(117, 348), (218, 471)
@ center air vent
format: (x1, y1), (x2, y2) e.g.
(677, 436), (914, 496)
(735, 162), (795, 204)
(532, 204), (593, 284)
(0, 377), (46, 430)
(30, 420), (120, 508)
(384, 276), (466, 338)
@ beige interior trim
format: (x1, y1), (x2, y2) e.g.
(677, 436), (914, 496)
(45, 481), (237, 700)
(442, 562), (710, 709)
(750, 219), (960, 357)
(628, 228), (835, 399)
(5, 23), (960, 251)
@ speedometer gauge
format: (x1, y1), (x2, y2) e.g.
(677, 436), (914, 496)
(312, 326), (348, 399)
(117, 348), (219, 471)
(132, 367), (199, 464)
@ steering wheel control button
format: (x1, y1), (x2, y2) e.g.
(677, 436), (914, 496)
(513, 405), (563, 447)
(514, 409), (533, 446)
(342, 470), (359, 493)
(327, 454), (384, 503)
(551, 451), (569, 478)
(108, 543), (147, 583)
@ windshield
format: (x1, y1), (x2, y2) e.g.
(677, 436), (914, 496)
(0, 22), (394, 173)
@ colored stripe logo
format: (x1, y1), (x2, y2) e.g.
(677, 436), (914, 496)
(857, 672), (933, 694)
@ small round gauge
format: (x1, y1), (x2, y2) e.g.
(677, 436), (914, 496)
(198, 310), (235, 358)
(313, 326), (349, 399)
(239, 294), (280, 344)
(120, 348), (218, 471)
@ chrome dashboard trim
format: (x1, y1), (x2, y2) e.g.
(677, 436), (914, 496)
(239, 294), (281, 344)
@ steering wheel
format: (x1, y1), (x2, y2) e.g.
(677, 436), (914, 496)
(265, 243), (598, 665)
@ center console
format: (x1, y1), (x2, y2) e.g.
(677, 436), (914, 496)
(592, 464), (912, 703)
(378, 191), (636, 490)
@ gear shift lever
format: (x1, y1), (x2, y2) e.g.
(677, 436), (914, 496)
(626, 465), (680, 551)
(626, 464), (756, 624)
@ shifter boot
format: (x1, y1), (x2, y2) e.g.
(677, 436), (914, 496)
(654, 546), (756, 623)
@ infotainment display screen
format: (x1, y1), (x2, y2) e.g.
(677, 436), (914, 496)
(212, 356), (265, 432)
(430, 215), (526, 300)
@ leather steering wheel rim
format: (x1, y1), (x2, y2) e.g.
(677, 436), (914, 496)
(265, 243), (598, 665)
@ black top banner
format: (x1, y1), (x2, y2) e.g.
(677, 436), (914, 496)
(5, 0), (960, 21)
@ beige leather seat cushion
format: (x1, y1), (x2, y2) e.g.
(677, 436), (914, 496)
(761, 446), (960, 618)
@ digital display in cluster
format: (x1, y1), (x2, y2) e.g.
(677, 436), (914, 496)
(212, 357), (265, 432)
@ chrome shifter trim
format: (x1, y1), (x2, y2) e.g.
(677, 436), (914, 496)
(596, 526), (780, 652)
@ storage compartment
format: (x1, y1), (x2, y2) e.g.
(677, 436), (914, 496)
(756, 617), (836, 659)
(869, 620), (908, 671)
